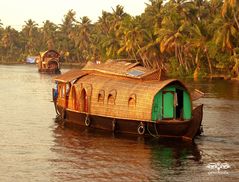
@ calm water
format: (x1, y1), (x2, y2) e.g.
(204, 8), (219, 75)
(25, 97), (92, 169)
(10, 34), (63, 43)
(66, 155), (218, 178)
(0, 64), (238, 182)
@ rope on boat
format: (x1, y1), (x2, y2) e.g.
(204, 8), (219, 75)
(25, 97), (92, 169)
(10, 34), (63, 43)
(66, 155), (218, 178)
(146, 122), (160, 138)
(60, 108), (66, 127)
(54, 114), (62, 123)
(53, 99), (60, 115)
(112, 118), (116, 132)
(154, 122), (159, 136)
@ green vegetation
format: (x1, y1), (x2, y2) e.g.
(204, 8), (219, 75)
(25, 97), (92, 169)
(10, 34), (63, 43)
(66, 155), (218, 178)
(1, 0), (239, 78)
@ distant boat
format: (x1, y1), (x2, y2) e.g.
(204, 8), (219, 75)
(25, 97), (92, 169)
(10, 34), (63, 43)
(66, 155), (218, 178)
(52, 60), (204, 141)
(26, 56), (37, 64)
(37, 50), (61, 74)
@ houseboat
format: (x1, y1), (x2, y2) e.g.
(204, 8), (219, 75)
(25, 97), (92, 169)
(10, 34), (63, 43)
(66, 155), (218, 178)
(52, 60), (204, 141)
(37, 50), (61, 74)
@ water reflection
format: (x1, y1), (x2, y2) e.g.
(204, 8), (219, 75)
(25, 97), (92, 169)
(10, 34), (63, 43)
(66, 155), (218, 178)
(185, 79), (239, 100)
(50, 124), (202, 181)
(150, 140), (201, 166)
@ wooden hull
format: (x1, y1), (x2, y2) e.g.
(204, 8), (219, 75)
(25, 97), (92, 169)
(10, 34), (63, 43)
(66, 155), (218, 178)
(39, 68), (61, 74)
(55, 104), (203, 141)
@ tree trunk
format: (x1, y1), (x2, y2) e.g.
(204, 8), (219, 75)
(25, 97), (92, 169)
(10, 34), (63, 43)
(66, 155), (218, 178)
(177, 46), (189, 72)
(194, 49), (200, 80)
(233, 10), (239, 30)
(132, 49), (138, 62)
(76, 52), (80, 62)
(205, 49), (213, 75)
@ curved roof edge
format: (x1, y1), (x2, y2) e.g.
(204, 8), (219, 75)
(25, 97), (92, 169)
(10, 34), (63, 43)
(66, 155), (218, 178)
(40, 50), (60, 58)
(54, 69), (88, 83)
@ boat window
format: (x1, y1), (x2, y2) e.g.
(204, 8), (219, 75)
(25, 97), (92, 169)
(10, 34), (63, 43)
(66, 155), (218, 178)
(128, 94), (136, 107)
(107, 94), (115, 104)
(98, 90), (105, 103)
(107, 89), (117, 105)
(127, 70), (145, 77)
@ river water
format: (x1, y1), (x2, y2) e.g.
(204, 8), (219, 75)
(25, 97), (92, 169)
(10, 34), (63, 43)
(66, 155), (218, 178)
(0, 64), (238, 182)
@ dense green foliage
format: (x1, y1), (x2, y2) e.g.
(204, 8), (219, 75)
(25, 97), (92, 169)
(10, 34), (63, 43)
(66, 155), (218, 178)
(1, 0), (239, 77)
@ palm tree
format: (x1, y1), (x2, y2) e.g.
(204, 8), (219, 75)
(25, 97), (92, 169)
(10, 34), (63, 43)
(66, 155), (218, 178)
(1, 26), (13, 60)
(111, 5), (127, 31)
(70, 16), (92, 61)
(22, 19), (39, 55)
(58, 10), (76, 61)
(96, 5), (127, 60)
(96, 11), (113, 60)
(59, 9), (76, 34)
(213, 17), (237, 52)
(142, 0), (164, 29)
(139, 30), (165, 69)
(97, 11), (112, 36)
(41, 20), (58, 50)
(118, 17), (143, 59)
(138, 0), (165, 68)
(222, 0), (239, 30)
(0, 26), (21, 62)
(0, 19), (4, 49)
(0, 19), (3, 30)
(156, 0), (211, 73)
(156, 16), (191, 72)
(101, 32), (120, 59)
(189, 25), (213, 76)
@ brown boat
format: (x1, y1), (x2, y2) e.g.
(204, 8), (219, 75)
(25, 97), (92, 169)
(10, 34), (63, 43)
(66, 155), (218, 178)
(37, 50), (61, 74)
(52, 60), (204, 141)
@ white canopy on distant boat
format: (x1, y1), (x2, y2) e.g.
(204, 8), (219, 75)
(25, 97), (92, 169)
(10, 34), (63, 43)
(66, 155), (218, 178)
(26, 56), (37, 64)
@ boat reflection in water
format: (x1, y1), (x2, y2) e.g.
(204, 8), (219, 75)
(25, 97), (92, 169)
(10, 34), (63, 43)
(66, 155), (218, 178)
(51, 118), (202, 181)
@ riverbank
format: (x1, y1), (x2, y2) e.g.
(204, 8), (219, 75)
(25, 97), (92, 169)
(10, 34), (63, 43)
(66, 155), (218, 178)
(61, 62), (85, 69)
(231, 77), (239, 81)
(0, 61), (24, 65)
(0, 61), (84, 68)
(1, 61), (239, 81)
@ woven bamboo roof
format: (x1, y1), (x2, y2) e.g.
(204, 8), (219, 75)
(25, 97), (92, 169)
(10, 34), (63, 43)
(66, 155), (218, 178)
(82, 59), (163, 80)
(40, 50), (60, 59)
(54, 69), (89, 83)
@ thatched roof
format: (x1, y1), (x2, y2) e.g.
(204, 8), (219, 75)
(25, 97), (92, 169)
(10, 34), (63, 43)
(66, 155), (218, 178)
(54, 69), (88, 83)
(82, 59), (164, 80)
(40, 50), (60, 59)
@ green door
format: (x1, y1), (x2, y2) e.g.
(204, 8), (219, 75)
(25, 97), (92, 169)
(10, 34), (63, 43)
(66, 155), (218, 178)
(163, 91), (174, 119)
(152, 91), (162, 121)
(183, 91), (192, 120)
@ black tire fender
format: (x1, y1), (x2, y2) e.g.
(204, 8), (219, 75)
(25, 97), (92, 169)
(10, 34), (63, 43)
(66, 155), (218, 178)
(85, 114), (91, 127)
(137, 122), (145, 135)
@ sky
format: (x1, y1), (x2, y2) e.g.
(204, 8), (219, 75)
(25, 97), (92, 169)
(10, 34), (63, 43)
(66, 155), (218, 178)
(0, 0), (149, 30)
